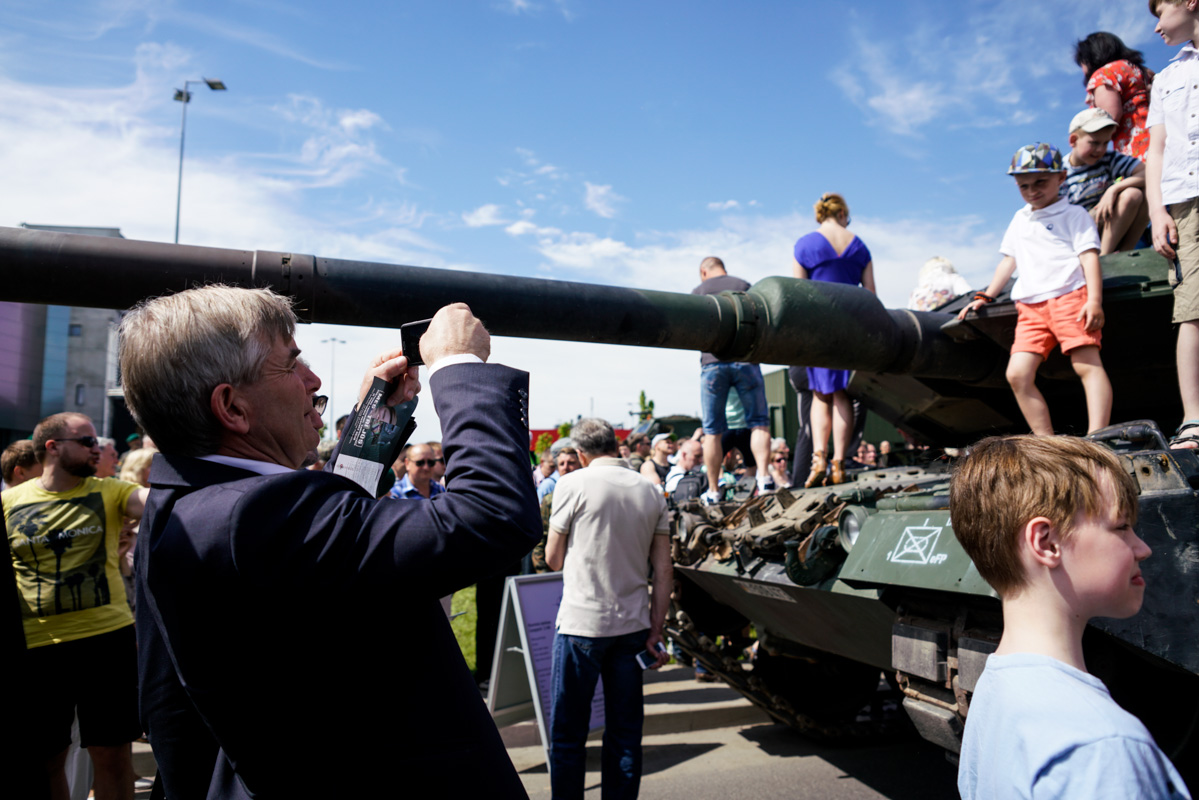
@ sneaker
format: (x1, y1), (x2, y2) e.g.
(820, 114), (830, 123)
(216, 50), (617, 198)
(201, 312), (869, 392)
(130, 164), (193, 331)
(757, 477), (776, 493)
(700, 489), (721, 506)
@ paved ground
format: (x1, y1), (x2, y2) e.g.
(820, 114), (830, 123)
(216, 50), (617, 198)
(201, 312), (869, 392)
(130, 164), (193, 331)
(507, 664), (959, 799)
(130, 664), (961, 799)
(511, 721), (960, 799)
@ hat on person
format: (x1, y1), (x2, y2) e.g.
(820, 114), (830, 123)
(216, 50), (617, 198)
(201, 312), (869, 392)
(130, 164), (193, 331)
(125, 433), (142, 444)
(1007, 142), (1063, 175)
(1069, 108), (1118, 136)
(651, 433), (671, 449)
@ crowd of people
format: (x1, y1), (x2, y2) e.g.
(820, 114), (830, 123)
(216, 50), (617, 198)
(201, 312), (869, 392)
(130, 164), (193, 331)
(7, 7), (1199, 799)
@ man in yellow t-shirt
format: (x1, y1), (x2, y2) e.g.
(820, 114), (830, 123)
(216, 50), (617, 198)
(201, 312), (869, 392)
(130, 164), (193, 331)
(5, 412), (148, 799)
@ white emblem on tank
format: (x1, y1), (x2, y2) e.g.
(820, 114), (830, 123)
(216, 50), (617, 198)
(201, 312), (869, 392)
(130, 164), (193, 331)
(887, 519), (945, 565)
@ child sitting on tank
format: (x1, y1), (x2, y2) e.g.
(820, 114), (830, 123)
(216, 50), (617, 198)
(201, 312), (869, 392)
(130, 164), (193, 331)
(958, 142), (1112, 436)
(949, 435), (1188, 799)
(1062, 108), (1149, 254)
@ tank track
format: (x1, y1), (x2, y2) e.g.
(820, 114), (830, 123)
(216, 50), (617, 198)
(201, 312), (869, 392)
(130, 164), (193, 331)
(666, 607), (908, 742)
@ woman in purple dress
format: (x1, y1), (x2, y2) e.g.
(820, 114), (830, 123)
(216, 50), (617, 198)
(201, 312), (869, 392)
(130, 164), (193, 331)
(793, 193), (876, 487)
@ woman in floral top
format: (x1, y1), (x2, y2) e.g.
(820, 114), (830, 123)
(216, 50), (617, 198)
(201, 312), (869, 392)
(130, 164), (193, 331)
(1074, 32), (1155, 161)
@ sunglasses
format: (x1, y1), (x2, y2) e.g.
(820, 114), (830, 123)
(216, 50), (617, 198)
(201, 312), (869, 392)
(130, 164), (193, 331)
(312, 395), (328, 415)
(53, 436), (99, 448)
(772, 456), (788, 462)
(410, 459), (443, 467)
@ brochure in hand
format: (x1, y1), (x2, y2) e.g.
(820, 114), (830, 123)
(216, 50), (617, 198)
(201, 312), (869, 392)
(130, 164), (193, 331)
(330, 377), (419, 495)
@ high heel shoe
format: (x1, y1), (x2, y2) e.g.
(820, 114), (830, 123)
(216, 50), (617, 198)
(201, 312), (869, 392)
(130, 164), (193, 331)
(804, 451), (827, 488)
(829, 459), (845, 486)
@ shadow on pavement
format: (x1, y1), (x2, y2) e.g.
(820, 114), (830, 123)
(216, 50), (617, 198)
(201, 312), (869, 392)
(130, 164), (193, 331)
(739, 723), (959, 799)
(649, 686), (742, 705)
(521, 741), (722, 778)
(644, 667), (695, 685)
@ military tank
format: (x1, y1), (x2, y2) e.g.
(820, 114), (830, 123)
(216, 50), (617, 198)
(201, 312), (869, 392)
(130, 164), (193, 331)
(3, 227), (1196, 783)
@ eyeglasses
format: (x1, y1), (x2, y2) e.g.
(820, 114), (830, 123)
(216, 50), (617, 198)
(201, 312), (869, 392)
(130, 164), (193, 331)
(772, 456), (788, 462)
(52, 436), (99, 448)
(312, 396), (328, 415)
(410, 458), (443, 467)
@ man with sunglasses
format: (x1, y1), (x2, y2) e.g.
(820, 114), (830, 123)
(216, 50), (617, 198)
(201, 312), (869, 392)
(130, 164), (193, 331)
(120, 286), (539, 799)
(389, 442), (445, 500)
(4, 411), (150, 799)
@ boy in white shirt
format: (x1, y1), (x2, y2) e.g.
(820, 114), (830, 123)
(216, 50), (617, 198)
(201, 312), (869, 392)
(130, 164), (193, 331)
(959, 143), (1111, 435)
(950, 435), (1188, 799)
(1146, 0), (1199, 448)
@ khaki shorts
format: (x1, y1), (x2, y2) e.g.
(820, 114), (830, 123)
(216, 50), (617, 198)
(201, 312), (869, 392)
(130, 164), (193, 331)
(1168, 197), (1199, 323)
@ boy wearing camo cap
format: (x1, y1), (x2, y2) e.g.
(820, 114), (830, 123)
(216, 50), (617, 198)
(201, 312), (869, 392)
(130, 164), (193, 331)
(958, 143), (1112, 436)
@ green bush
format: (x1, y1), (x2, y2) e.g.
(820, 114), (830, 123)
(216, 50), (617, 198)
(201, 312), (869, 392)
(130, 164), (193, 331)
(450, 584), (478, 674)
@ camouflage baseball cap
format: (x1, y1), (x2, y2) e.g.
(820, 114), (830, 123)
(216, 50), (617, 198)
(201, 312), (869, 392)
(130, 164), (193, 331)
(1007, 142), (1063, 175)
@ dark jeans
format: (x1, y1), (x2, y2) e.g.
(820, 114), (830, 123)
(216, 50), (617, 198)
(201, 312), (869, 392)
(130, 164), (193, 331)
(550, 629), (648, 800)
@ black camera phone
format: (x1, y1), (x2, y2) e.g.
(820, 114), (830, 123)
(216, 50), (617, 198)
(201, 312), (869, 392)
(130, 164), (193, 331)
(400, 318), (433, 367)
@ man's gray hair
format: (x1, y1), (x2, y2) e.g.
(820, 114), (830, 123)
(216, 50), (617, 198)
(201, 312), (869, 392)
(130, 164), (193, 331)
(571, 418), (618, 457)
(118, 285), (297, 457)
(97, 437), (115, 448)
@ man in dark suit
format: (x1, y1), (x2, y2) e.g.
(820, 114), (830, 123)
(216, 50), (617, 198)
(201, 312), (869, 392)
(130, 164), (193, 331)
(119, 285), (540, 798)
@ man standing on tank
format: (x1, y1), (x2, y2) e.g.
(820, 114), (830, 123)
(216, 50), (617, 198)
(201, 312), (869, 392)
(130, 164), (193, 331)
(691, 257), (773, 503)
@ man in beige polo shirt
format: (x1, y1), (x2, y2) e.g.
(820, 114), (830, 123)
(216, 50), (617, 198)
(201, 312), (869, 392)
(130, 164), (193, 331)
(545, 417), (672, 799)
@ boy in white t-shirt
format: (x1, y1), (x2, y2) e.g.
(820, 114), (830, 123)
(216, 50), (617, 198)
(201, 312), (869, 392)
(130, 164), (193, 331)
(959, 142), (1112, 435)
(1146, 0), (1199, 448)
(950, 435), (1188, 799)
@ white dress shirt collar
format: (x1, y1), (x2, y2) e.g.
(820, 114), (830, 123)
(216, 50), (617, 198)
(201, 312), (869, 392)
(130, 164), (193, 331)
(197, 454), (297, 476)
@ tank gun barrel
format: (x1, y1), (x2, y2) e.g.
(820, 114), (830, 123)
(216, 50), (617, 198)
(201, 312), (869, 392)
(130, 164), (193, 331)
(0, 226), (993, 381)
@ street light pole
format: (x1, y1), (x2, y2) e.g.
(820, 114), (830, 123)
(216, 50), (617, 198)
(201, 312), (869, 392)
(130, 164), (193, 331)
(173, 78), (227, 244)
(321, 337), (347, 435)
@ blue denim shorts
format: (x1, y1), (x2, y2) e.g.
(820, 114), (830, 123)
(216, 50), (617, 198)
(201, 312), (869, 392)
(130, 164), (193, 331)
(699, 362), (769, 434)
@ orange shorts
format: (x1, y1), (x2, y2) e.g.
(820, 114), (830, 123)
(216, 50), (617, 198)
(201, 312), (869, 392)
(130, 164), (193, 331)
(1012, 285), (1102, 359)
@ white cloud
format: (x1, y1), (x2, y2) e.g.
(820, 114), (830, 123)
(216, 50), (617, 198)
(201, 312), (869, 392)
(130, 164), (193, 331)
(496, 0), (536, 14)
(833, 2), (1144, 137)
(262, 95), (400, 189)
(1095, 6), (1158, 48)
(707, 200), (740, 211)
(537, 232), (632, 269)
(338, 109), (384, 134)
(583, 182), (625, 218)
(462, 204), (508, 227)
(505, 220), (538, 236)
(169, 9), (351, 70)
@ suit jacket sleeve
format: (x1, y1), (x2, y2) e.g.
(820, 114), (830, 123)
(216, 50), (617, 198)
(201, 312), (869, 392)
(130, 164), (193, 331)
(228, 362), (541, 599)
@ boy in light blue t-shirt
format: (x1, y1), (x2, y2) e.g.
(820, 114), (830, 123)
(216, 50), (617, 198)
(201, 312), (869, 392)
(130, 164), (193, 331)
(950, 436), (1189, 799)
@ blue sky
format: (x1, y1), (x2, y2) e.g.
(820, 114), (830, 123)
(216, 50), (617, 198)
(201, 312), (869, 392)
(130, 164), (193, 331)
(1, 1), (1183, 437)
